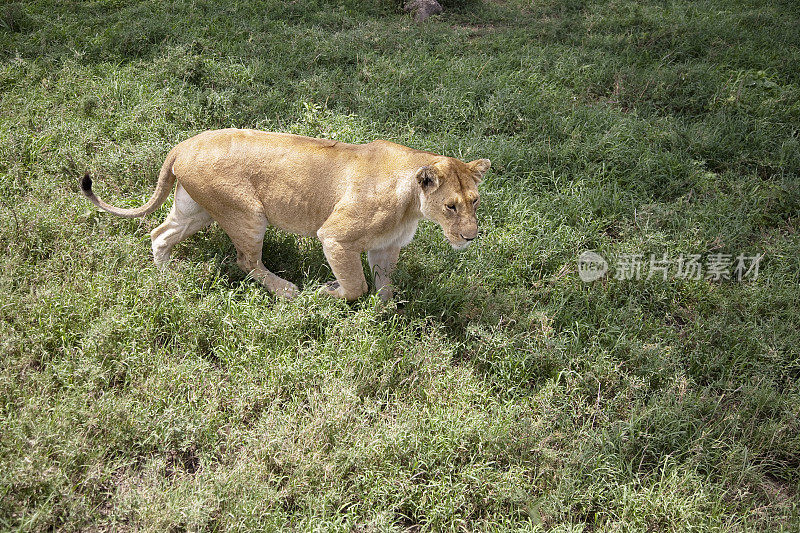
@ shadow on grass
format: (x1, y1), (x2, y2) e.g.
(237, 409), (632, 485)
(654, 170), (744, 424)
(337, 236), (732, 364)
(174, 224), (328, 290)
(388, 269), (566, 397)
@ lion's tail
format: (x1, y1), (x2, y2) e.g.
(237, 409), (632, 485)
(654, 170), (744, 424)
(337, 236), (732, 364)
(80, 151), (177, 219)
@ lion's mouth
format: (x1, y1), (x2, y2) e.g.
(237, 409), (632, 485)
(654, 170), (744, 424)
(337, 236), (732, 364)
(447, 235), (473, 251)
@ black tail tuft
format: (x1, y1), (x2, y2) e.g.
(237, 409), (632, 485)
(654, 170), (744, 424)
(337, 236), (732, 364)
(80, 173), (93, 196)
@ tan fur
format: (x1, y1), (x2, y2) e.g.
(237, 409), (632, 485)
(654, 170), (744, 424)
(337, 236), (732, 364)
(81, 128), (490, 301)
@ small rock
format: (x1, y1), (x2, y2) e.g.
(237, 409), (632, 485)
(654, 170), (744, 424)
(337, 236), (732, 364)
(404, 0), (443, 22)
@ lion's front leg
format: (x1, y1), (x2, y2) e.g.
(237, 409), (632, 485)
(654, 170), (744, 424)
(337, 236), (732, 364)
(368, 246), (400, 301)
(319, 238), (368, 301)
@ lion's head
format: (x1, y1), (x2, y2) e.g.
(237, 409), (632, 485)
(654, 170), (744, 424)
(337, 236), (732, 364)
(416, 157), (490, 250)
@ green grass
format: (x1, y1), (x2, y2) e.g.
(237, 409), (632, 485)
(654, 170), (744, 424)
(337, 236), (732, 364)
(1, 0), (799, 530)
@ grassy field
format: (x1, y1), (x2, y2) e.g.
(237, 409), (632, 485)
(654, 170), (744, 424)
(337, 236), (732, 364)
(1, 0), (799, 530)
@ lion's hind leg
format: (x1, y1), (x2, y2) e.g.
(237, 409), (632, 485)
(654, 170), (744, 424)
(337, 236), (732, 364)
(216, 212), (299, 299)
(150, 184), (213, 266)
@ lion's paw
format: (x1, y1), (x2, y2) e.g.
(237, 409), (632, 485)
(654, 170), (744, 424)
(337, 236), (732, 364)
(272, 280), (299, 299)
(319, 280), (345, 299)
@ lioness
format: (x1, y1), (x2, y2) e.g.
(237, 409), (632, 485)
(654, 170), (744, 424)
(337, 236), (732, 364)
(81, 129), (489, 301)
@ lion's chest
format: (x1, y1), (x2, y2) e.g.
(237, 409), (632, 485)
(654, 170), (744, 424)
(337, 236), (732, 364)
(364, 217), (420, 251)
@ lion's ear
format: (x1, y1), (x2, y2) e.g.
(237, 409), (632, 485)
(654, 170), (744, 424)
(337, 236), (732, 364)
(467, 158), (491, 183)
(414, 166), (439, 192)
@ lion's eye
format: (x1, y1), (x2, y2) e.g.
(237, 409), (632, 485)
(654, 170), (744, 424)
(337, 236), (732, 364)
(473, 198), (479, 206)
(446, 203), (457, 212)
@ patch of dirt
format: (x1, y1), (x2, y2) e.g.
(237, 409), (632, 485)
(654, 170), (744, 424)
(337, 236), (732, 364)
(164, 444), (200, 477)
